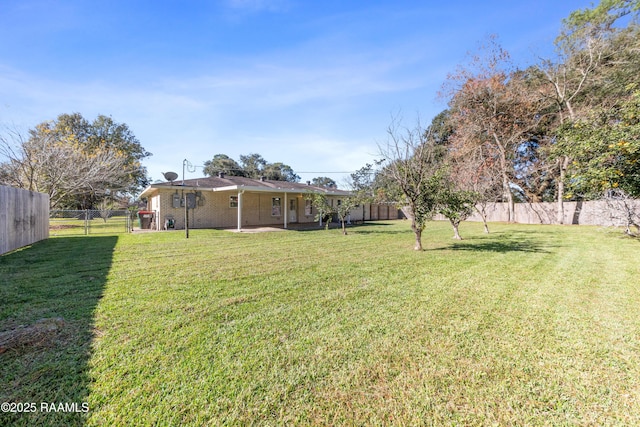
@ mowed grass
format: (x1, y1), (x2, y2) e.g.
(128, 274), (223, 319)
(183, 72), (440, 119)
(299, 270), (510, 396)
(1, 221), (640, 425)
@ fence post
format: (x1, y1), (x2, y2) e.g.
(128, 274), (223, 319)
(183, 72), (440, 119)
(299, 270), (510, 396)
(84, 210), (89, 235)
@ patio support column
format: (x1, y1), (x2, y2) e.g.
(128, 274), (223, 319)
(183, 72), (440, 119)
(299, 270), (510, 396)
(237, 190), (244, 232)
(284, 192), (288, 229)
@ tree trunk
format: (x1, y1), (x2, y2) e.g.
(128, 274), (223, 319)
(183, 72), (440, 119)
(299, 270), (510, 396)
(494, 133), (514, 222)
(452, 221), (462, 240)
(341, 220), (347, 235)
(502, 171), (515, 223)
(476, 205), (490, 233)
(557, 156), (569, 224)
(556, 98), (575, 225)
(414, 229), (423, 250)
(505, 183), (515, 223)
(411, 218), (423, 251)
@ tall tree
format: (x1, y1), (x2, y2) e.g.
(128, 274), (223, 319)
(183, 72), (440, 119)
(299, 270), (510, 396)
(235, 153), (300, 182)
(239, 153), (268, 178)
(348, 161), (389, 208)
(203, 154), (245, 177)
(539, 0), (640, 221)
(425, 109), (455, 146)
(262, 162), (300, 182)
(1, 125), (133, 209)
(557, 90), (640, 198)
(0, 113), (150, 209)
(445, 37), (543, 222)
(311, 176), (337, 188)
(54, 113), (150, 190)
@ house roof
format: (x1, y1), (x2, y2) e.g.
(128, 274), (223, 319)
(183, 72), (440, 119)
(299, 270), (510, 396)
(139, 175), (352, 198)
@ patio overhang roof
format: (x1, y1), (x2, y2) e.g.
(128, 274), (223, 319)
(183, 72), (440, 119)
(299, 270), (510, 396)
(140, 183), (351, 199)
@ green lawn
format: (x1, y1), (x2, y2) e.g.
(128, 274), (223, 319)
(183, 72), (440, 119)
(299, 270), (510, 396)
(1, 221), (639, 426)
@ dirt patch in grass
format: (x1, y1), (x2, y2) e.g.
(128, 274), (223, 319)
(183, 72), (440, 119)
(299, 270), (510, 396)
(0, 317), (66, 354)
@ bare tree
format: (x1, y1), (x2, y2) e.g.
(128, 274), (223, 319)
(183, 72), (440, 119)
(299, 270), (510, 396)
(1, 125), (132, 209)
(601, 189), (640, 236)
(448, 147), (502, 233)
(379, 117), (445, 250)
(445, 37), (543, 223)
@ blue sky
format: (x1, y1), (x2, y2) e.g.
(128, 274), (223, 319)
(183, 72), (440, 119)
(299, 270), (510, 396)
(0, 0), (593, 188)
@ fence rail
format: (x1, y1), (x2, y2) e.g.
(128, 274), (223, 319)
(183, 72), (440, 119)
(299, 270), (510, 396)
(49, 210), (133, 235)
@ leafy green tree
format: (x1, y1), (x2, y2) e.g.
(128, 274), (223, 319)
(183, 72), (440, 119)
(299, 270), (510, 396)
(311, 176), (337, 188)
(540, 0), (640, 221)
(347, 162), (386, 221)
(203, 154), (245, 176)
(305, 192), (334, 230)
(239, 153), (268, 178)
(334, 197), (358, 235)
(558, 90), (640, 198)
(424, 109), (455, 146)
(262, 162), (300, 182)
(0, 113), (150, 209)
(437, 184), (478, 240)
(54, 113), (150, 191)
(235, 153), (300, 182)
(564, 0), (639, 28)
(304, 192), (356, 234)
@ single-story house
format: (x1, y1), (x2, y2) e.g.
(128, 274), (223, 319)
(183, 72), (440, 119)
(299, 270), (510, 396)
(139, 173), (375, 231)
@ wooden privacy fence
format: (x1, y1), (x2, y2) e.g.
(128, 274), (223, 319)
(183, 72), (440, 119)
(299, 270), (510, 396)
(0, 186), (49, 255)
(432, 200), (640, 227)
(365, 203), (401, 221)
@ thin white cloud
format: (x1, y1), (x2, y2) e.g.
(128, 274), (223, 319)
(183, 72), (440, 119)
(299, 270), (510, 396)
(0, 48), (440, 184)
(3, 0), (573, 187)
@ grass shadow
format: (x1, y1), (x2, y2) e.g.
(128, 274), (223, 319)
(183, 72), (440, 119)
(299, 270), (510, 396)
(0, 236), (117, 426)
(343, 221), (410, 235)
(287, 221), (401, 233)
(442, 239), (551, 253)
(434, 230), (558, 253)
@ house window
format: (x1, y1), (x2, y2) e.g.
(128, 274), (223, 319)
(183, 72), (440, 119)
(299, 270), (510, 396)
(272, 197), (281, 216)
(305, 199), (312, 216)
(230, 195), (238, 208)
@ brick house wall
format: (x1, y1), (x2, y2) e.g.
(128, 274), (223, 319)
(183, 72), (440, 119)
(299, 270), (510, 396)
(149, 188), (356, 229)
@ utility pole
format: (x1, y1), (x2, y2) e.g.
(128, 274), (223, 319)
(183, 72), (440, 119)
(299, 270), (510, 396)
(183, 159), (189, 239)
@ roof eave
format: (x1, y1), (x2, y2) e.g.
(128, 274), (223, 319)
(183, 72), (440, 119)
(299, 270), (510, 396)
(141, 182), (353, 197)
